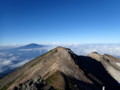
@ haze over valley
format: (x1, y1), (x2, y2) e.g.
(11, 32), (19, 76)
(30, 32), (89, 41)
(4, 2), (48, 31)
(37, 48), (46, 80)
(0, 43), (120, 79)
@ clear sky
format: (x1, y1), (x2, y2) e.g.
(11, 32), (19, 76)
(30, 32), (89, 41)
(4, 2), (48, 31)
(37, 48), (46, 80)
(0, 0), (120, 45)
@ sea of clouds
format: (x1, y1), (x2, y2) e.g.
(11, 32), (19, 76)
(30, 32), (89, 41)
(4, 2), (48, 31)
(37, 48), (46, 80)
(0, 43), (120, 78)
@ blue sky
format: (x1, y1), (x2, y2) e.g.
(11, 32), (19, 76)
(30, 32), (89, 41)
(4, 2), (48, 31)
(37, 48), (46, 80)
(0, 0), (120, 45)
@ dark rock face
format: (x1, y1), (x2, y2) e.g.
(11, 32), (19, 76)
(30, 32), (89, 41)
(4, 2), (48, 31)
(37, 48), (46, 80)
(13, 76), (54, 90)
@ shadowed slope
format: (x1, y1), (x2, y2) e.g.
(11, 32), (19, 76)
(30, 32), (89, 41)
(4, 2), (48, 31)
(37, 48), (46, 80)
(88, 52), (120, 83)
(76, 55), (120, 90)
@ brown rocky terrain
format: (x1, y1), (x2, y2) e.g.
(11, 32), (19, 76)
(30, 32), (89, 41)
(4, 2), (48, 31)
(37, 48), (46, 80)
(0, 47), (120, 90)
(88, 52), (120, 83)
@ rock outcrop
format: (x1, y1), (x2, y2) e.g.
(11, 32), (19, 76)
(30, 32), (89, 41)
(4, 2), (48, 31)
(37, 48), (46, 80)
(13, 75), (54, 90)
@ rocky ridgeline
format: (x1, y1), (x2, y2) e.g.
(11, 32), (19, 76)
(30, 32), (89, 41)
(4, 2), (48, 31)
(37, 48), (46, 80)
(13, 76), (55, 90)
(0, 47), (120, 90)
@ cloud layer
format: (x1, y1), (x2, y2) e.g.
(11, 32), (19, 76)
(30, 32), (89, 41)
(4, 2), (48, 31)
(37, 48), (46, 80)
(0, 44), (120, 78)
(65, 44), (120, 56)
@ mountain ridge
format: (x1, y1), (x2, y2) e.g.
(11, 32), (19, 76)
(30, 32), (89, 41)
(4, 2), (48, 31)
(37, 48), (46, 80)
(0, 47), (120, 90)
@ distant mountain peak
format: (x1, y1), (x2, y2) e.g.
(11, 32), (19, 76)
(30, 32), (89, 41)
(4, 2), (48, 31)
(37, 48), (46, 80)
(24, 43), (42, 47)
(15, 43), (45, 49)
(27, 43), (40, 46)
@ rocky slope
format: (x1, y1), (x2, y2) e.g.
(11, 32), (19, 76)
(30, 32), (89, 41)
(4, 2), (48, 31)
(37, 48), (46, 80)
(0, 47), (120, 90)
(88, 52), (120, 83)
(13, 75), (54, 90)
